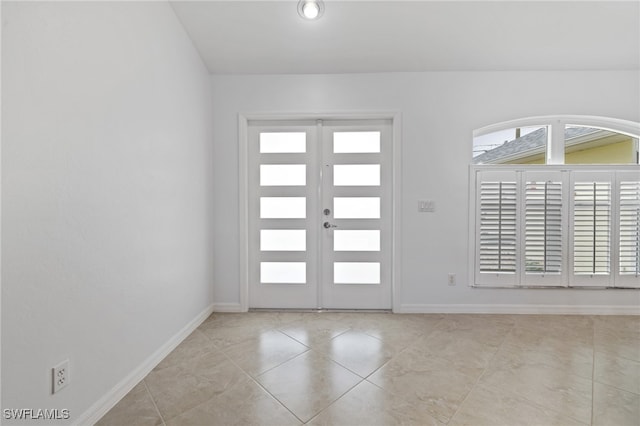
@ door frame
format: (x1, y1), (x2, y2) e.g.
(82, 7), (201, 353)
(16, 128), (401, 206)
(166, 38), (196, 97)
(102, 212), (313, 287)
(238, 112), (403, 312)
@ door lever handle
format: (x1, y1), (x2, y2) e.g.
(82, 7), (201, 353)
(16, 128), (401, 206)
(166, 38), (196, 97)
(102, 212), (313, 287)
(323, 222), (338, 229)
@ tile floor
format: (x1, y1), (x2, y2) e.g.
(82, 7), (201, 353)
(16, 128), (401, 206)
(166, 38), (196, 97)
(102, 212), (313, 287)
(96, 312), (640, 426)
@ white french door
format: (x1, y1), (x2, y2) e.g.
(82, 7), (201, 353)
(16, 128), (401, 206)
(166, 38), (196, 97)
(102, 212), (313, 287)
(247, 119), (393, 309)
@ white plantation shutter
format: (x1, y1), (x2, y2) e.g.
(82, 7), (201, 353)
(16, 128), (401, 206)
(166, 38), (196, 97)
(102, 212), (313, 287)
(570, 172), (613, 287)
(475, 171), (519, 286)
(473, 167), (638, 288)
(525, 181), (563, 274)
(617, 173), (640, 288)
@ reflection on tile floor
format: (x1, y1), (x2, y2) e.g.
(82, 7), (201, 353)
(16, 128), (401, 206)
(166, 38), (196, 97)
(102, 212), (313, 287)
(96, 313), (640, 426)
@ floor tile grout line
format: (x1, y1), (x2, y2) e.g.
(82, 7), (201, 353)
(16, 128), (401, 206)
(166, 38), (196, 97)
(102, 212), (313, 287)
(142, 379), (167, 426)
(444, 319), (516, 425)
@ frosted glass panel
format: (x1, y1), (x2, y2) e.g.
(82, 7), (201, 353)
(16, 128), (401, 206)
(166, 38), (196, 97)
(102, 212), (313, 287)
(261, 262), (306, 284)
(334, 230), (380, 251)
(260, 132), (306, 153)
(260, 165), (306, 186)
(334, 197), (380, 219)
(334, 131), (381, 153)
(334, 262), (380, 284)
(334, 165), (380, 186)
(261, 230), (306, 251)
(260, 197), (306, 219)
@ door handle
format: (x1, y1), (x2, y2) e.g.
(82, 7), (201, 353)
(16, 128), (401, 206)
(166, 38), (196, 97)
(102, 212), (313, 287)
(323, 222), (338, 229)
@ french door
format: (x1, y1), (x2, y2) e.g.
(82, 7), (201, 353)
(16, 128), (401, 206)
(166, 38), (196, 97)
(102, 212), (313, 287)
(247, 119), (393, 309)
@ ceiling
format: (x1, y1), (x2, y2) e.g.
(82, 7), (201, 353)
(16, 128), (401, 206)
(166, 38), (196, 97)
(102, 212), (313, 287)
(169, 0), (640, 75)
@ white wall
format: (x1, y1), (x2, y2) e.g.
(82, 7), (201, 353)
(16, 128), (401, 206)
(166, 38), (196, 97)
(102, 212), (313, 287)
(211, 71), (640, 313)
(2, 2), (214, 424)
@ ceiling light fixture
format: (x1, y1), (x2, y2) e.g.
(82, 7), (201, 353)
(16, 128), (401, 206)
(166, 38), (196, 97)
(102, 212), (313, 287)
(298, 0), (324, 20)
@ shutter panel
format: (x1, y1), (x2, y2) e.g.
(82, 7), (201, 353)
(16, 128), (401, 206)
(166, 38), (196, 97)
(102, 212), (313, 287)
(618, 178), (640, 287)
(475, 170), (519, 287)
(525, 181), (563, 274)
(571, 173), (613, 287)
(479, 181), (517, 273)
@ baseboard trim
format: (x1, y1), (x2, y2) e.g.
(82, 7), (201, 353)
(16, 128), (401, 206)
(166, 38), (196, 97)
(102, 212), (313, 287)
(212, 303), (246, 312)
(398, 304), (640, 315)
(75, 303), (215, 426)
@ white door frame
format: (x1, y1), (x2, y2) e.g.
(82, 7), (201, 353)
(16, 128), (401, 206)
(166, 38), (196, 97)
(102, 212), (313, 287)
(238, 112), (402, 312)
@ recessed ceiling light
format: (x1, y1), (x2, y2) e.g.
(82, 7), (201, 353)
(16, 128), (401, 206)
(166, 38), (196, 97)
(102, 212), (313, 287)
(298, 0), (324, 20)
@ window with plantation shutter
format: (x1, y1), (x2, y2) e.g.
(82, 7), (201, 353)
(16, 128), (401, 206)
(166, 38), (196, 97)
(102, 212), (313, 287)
(471, 166), (639, 288)
(525, 181), (563, 274)
(618, 177), (640, 287)
(471, 116), (639, 289)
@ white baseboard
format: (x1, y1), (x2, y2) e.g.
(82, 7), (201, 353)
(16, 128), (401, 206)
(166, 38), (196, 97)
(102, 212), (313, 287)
(75, 303), (215, 426)
(212, 303), (246, 312)
(398, 304), (640, 315)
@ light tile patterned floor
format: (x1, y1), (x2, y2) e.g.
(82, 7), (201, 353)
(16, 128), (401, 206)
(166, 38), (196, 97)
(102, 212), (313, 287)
(96, 313), (640, 426)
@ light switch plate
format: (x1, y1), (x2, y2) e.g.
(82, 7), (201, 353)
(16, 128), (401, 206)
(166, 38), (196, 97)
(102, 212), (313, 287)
(418, 200), (436, 212)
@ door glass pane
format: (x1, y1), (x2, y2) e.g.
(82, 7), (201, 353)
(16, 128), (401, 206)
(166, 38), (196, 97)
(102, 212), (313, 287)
(334, 262), (380, 284)
(261, 262), (306, 284)
(334, 230), (380, 251)
(334, 131), (381, 153)
(260, 132), (306, 153)
(260, 165), (306, 186)
(334, 164), (380, 186)
(260, 197), (306, 219)
(261, 230), (306, 251)
(565, 126), (638, 164)
(334, 197), (380, 219)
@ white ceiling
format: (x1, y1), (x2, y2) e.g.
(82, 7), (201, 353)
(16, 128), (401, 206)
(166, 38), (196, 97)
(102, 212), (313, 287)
(169, 0), (640, 74)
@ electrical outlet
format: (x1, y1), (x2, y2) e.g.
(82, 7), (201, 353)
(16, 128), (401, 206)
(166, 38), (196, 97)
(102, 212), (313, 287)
(52, 359), (70, 394)
(448, 273), (456, 286)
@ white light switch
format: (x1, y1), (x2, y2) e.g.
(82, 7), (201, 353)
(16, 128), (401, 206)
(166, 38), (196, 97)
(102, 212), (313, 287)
(418, 200), (436, 212)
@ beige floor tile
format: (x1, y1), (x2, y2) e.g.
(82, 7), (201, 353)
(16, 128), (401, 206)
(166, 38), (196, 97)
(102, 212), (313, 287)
(96, 382), (164, 426)
(307, 380), (444, 426)
(153, 329), (219, 372)
(256, 350), (362, 422)
(144, 350), (247, 421)
(222, 329), (309, 376)
(593, 382), (640, 426)
(348, 313), (442, 349)
(318, 330), (399, 378)
(198, 318), (274, 350)
(165, 376), (301, 426)
(497, 333), (594, 379)
(368, 347), (482, 423)
(481, 352), (593, 424)
(594, 318), (640, 362)
(437, 314), (516, 333)
(450, 384), (587, 426)
(514, 315), (594, 346)
(594, 351), (640, 394)
(98, 313), (640, 426)
(411, 328), (504, 370)
(278, 314), (351, 348)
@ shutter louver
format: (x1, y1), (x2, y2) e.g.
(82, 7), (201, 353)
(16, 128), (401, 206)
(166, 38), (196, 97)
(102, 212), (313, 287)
(573, 182), (611, 275)
(479, 181), (517, 273)
(525, 181), (562, 274)
(619, 181), (640, 276)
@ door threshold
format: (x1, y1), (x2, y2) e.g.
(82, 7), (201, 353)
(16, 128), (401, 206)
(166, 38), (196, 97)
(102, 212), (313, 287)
(249, 308), (392, 314)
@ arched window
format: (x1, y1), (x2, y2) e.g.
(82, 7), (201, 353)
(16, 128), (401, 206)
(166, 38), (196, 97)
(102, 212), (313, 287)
(473, 116), (639, 165)
(470, 116), (640, 289)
